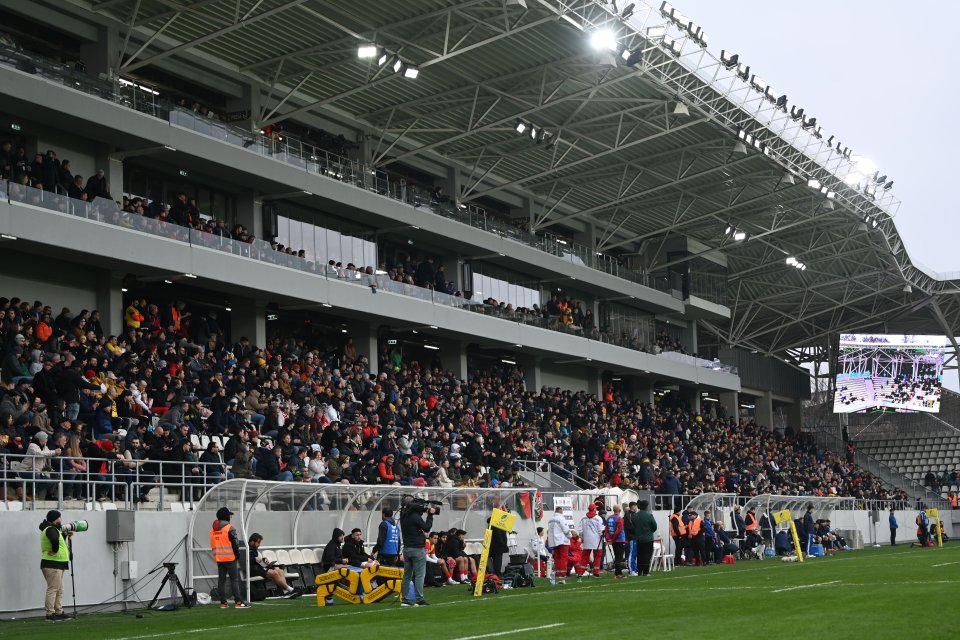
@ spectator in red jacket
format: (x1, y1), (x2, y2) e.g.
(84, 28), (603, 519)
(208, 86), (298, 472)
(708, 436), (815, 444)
(377, 454), (396, 484)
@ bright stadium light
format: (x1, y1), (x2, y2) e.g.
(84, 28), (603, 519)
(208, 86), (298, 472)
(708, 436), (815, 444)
(807, 178), (821, 189)
(720, 50), (739, 69)
(393, 59), (404, 73)
(403, 65), (419, 79)
(786, 256), (797, 265)
(590, 28), (618, 52)
(673, 102), (689, 116)
(357, 44), (378, 58)
(515, 119), (527, 134)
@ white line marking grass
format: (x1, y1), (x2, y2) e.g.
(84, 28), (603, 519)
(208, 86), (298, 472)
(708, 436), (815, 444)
(451, 623), (566, 640)
(771, 580), (840, 593)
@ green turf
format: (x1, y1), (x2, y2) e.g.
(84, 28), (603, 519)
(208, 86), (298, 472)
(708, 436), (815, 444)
(3, 545), (957, 640)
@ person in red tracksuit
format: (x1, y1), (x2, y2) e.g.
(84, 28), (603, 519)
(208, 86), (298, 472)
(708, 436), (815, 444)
(547, 507), (572, 582)
(568, 532), (584, 576)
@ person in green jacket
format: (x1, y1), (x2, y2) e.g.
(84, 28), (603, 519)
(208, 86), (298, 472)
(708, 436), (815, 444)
(39, 510), (74, 621)
(630, 500), (658, 576)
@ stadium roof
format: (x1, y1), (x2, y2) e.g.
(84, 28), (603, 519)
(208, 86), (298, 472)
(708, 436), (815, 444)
(76, 0), (960, 364)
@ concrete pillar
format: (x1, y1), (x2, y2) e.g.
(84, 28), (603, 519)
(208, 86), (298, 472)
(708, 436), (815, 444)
(631, 376), (655, 405)
(684, 387), (701, 414)
(587, 368), (603, 397)
(348, 324), (379, 373)
(517, 354), (542, 392)
(515, 195), (534, 233)
(96, 270), (124, 337)
(443, 255), (463, 293)
(236, 192), (263, 240)
(439, 339), (468, 380)
(79, 25), (118, 78)
(786, 401), (803, 433)
(231, 299), (266, 349)
(756, 391), (774, 430)
(442, 166), (461, 204)
(574, 222), (596, 253)
(227, 83), (260, 132)
(718, 391), (739, 423)
(682, 322), (698, 357)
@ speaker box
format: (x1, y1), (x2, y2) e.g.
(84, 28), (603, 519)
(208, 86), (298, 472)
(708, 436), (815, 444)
(106, 510), (136, 542)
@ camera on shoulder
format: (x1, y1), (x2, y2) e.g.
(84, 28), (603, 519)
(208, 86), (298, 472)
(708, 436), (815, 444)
(401, 496), (443, 516)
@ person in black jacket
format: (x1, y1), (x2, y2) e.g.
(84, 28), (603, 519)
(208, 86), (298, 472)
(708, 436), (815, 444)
(320, 528), (347, 572)
(487, 517), (509, 577)
(56, 361), (100, 421)
(399, 498), (435, 606)
(343, 528), (376, 568)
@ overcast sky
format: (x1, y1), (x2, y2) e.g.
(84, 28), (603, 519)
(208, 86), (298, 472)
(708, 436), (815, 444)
(677, 0), (960, 275)
(671, 1), (960, 393)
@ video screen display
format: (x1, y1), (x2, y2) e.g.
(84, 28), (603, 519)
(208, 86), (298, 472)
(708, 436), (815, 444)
(834, 334), (946, 414)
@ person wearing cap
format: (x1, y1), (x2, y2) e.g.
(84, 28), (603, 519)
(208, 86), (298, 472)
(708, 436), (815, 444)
(210, 507), (250, 609)
(39, 509), (74, 621)
(578, 504), (605, 577)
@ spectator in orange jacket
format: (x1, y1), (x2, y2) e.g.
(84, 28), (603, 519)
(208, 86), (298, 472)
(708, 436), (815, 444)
(377, 453), (396, 484)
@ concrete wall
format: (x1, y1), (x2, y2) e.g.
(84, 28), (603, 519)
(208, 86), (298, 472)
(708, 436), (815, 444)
(540, 362), (593, 393)
(0, 502), (953, 619)
(0, 250), (99, 314)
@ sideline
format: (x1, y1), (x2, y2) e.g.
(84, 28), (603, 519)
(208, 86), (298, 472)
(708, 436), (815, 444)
(451, 623), (565, 640)
(771, 580), (839, 593)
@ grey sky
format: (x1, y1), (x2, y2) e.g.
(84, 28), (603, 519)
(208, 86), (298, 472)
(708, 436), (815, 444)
(677, 0), (960, 273)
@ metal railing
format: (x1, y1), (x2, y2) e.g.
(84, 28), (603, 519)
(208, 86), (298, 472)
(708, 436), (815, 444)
(513, 459), (594, 491)
(1, 451), (230, 511)
(1, 182), (738, 374)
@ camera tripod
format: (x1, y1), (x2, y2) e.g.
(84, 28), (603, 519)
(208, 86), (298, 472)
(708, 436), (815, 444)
(148, 563), (193, 610)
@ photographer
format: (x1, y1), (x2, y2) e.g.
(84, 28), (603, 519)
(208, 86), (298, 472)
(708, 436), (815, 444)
(39, 510), (74, 621)
(399, 498), (436, 607)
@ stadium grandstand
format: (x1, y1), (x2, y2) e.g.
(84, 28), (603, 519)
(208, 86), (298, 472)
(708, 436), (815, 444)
(0, 0), (958, 628)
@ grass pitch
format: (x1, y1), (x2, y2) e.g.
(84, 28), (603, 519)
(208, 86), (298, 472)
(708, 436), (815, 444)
(3, 545), (956, 640)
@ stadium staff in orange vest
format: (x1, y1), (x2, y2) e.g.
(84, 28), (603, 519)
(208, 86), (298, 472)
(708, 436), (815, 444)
(744, 506), (762, 549)
(210, 506), (251, 609)
(949, 493), (958, 509)
(686, 509), (705, 566)
(669, 506), (687, 566)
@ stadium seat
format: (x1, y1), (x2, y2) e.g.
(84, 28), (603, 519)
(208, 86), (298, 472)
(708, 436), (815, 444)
(274, 550), (302, 584)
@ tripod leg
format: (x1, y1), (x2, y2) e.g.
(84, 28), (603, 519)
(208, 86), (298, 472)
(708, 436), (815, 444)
(68, 539), (77, 618)
(149, 573), (171, 609)
(172, 575), (192, 608)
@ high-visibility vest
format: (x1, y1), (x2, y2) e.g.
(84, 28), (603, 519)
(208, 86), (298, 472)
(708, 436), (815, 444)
(41, 525), (69, 564)
(381, 520), (400, 555)
(210, 523), (236, 563)
(745, 512), (759, 531)
(687, 517), (702, 538)
(670, 513), (686, 537)
(950, 495), (958, 508)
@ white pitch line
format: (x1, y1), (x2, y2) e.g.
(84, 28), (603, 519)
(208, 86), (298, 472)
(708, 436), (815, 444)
(932, 561), (959, 567)
(450, 623), (566, 640)
(771, 580), (840, 593)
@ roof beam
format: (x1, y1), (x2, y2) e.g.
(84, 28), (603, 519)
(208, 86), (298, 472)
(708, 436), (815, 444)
(120, 0), (308, 73)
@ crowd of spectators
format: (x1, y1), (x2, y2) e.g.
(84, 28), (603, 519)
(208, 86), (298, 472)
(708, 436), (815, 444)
(0, 293), (911, 506)
(1, 139), (111, 201)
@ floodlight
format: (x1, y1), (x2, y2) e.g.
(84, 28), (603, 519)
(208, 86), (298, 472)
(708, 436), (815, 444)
(903, 284), (913, 294)
(622, 47), (642, 66)
(660, 1), (674, 18)
(822, 199), (834, 211)
(621, 3), (635, 20)
(807, 178), (821, 189)
(672, 11), (689, 30)
(377, 51), (389, 67)
(736, 63), (750, 81)
(515, 120), (527, 134)
(775, 94), (788, 110)
(725, 225), (733, 235)
(403, 65), (419, 79)
(801, 116), (817, 130)
(734, 231), (747, 241)
(876, 174), (887, 185)
(733, 141), (748, 154)
(590, 28), (618, 52)
(783, 172), (796, 185)
(393, 59), (404, 73)
(529, 125), (538, 140)
(865, 184), (877, 198)
(720, 50), (739, 69)
(786, 256), (797, 265)
(505, 0), (528, 8)
(357, 44), (379, 59)
(750, 75), (766, 92)
(673, 102), (689, 116)
(790, 106), (804, 121)
(646, 26), (666, 38)
(883, 180), (894, 190)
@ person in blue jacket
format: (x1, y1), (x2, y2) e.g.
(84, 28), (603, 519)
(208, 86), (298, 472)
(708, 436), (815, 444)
(889, 508), (898, 546)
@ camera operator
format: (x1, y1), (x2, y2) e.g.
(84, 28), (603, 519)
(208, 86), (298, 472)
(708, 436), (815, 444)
(39, 510), (74, 621)
(399, 498), (436, 607)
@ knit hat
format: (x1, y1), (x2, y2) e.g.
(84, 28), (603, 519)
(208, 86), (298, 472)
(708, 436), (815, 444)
(46, 510), (61, 522)
(35, 431), (49, 442)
